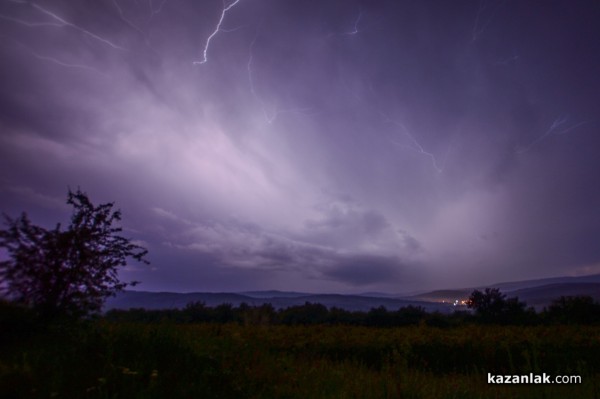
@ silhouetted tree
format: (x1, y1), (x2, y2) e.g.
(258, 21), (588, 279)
(365, 306), (393, 327)
(543, 296), (600, 324)
(0, 189), (148, 319)
(328, 306), (363, 325)
(394, 305), (428, 326)
(467, 288), (531, 324)
(213, 303), (237, 323)
(425, 311), (451, 328)
(240, 303), (276, 325)
(280, 302), (329, 325)
(184, 301), (211, 322)
(467, 288), (506, 318)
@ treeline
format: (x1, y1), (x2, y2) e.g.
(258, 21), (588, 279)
(104, 291), (600, 327)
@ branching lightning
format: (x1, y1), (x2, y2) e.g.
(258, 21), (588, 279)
(554, 121), (588, 135)
(30, 2), (127, 50)
(29, 52), (107, 75)
(382, 113), (444, 173)
(193, 0), (242, 65)
(113, 0), (145, 37)
(113, 0), (160, 55)
(324, 9), (364, 39)
(494, 53), (519, 66)
(341, 78), (445, 173)
(3, 1), (127, 50)
(220, 25), (249, 33)
(246, 30), (266, 118)
(344, 9), (363, 35)
(247, 29), (314, 124)
(0, 14), (63, 27)
(147, 0), (168, 21)
(246, 30), (280, 123)
(471, 0), (507, 42)
(1, 35), (106, 75)
(28, 50), (105, 75)
(517, 116), (588, 154)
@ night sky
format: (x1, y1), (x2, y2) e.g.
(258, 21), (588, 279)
(1, 0), (599, 293)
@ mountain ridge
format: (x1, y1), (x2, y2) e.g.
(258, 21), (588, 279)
(105, 273), (600, 312)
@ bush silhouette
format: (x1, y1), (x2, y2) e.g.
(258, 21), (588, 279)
(0, 189), (148, 320)
(544, 296), (600, 324)
(467, 288), (533, 324)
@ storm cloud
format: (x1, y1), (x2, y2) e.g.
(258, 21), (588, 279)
(1, 0), (599, 293)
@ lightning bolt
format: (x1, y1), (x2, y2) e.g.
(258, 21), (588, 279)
(3, 1), (127, 50)
(247, 29), (314, 124)
(344, 9), (363, 35)
(27, 51), (106, 75)
(554, 121), (588, 135)
(494, 53), (519, 66)
(0, 14), (63, 27)
(220, 25), (250, 33)
(148, 0), (168, 21)
(340, 77), (445, 173)
(517, 116), (588, 154)
(323, 9), (365, 40)
(471, 0), (507, 42)
(193, 0), (242, 65)
(113, 0), (161, 56)
(29, 53), (107, 75)
(247, 30), (276, 123)
(113, 0), (146, 37)
(471, 0), (484, 41)
(31, 2), (127, 50)
(383, 114), (444, 173)
(1, 36), (106, 75)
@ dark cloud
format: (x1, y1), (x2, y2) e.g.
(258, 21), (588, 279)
(321, 254), (413, 287)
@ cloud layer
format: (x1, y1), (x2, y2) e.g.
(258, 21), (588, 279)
(1, 0), (599, 293)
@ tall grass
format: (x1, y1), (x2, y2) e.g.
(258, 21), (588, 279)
(1, 321), (599, 398)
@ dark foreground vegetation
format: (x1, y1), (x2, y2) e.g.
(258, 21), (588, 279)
(2, 298), (600, 399)
(104, 291), (600, 327)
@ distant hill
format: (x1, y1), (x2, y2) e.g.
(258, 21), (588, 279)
(403, 274), (600, 310)
(106, 291), (253, 310)
(105, 291), (455, 313)
(240, 290), (313, 298)
(489, 274), (600, 292)
(356, 292), (406, 298)
(104, 273), (600, 313)
(508, 282), (600, 309)
(407, 290), (472, 303)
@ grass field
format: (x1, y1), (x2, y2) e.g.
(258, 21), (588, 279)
(2, 321), (599, 398)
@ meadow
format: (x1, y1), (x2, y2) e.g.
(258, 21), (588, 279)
(2, 318), (599, 398)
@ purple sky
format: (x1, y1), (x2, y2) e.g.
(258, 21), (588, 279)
(1, 0), (599, 293)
